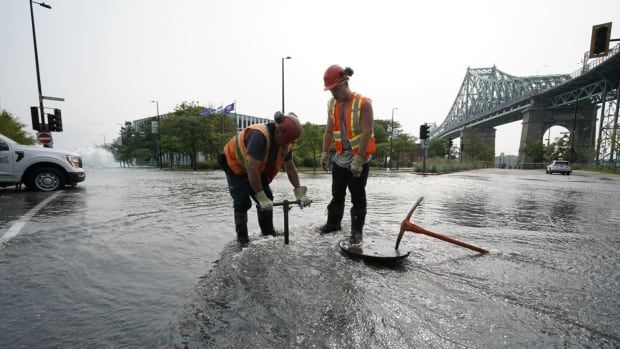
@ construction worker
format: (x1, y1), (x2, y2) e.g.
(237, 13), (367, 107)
(219, 112), (311, 247)
(319, 65), (376, 244)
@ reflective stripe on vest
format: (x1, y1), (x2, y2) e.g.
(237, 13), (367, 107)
(225, 124), (271, 175)
(329, 93), (376, 157)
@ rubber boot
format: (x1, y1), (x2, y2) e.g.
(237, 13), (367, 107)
(257, 208), (277, 236)
(234, 211), (249, 247)
(350, 208), (366, 244)
(318, 204), (344, 234)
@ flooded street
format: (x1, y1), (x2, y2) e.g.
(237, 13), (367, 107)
(1, 168), (619, 348)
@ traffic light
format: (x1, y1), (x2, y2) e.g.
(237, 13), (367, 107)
(53, 109), (63, 132)
(419, 124), (429, 140)
(47, 109), (63, 132)
(48, 113), (57, 132)
(30, 106), (41, 131)
(589, 22), (612, 58)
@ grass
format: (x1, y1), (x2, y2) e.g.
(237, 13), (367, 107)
(413, 159), (492, 174)
(574, 165), (620, 175)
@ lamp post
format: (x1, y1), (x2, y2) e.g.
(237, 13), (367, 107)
(389, 107), (398, 168)
(151, 100), (162, 168)
(281, 56), (291, 114)
(29, 0), (51, 133)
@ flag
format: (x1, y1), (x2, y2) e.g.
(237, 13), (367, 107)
(201, 107), (215, 116)
(223, 102), (235, 113)
(216, 104), (223, 113)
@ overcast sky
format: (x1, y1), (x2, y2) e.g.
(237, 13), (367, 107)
(1, 0), (619, 154)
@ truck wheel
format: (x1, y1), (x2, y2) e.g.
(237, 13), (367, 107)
(28, 167), (65, 191)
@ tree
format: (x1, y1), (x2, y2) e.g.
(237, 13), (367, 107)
(429, 138), (449, 158)
(373, 119), (391, 144)
(163, 101), (208, 170)
(0, 110), (36, 144)
(392, 133), (416, 168)
(545, 134), (570, 161)
(203, 113), (236, 159)
(523, 137), (545, 163)
(295, 122), (324, 169)
(462, 129), (494, 162)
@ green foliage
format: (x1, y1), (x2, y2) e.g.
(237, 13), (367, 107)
(462, 129), (494, 162)
(203, 113), (236, 159)
(429, 138), (449, 158)
(294, 122), (324, 169)
(373, 119), (392, 144)
(0, 110), (36, 144)
(109, 110), (423, 171)
(392, 133), (416, 167)
(544, 134), (570, 161)
(414, 159), (492, 173)
(523, 137), (545, 162)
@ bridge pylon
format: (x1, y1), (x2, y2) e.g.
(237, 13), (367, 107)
(517, 104), (597, 167)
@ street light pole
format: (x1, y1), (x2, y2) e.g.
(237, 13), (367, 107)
(389, 107), (398, 168)
(29, 0), (51, 131)
(281, 56), (291, 114)
(151, 100), (162, 168)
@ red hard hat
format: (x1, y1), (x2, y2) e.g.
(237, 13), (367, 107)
(275, 112), (303, 144)
(323, 64), (348, 91)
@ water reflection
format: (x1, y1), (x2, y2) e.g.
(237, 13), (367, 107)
(1, 169), (618, 348)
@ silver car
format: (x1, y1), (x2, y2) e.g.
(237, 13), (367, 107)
(546, 160), (571, 175)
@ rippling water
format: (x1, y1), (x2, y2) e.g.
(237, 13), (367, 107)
(0, 168), (618, 348)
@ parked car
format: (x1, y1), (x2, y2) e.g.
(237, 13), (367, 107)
(0, 132), (85, 191)
(546, 159), (571, 175)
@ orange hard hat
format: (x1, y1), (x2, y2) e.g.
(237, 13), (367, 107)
(323, 64), (348, 91)
(274, 112), (303, 144)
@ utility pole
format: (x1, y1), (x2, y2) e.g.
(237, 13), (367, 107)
(389, 107), (397, 168)
(151, 100), (162, 168)
(281, 56), (291, 114)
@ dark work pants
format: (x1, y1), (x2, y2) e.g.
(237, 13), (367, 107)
(223, 167), (273, 212)
(328, 162), (370, 214)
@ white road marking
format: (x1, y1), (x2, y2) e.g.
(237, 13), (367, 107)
(0, 191), (61, 247)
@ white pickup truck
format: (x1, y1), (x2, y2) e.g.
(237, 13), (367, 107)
(0, 132), (85, 191)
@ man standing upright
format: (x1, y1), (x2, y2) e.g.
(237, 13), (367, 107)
(319, 65), (376, 244)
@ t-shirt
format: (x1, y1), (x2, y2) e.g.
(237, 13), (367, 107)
(245, 128), (292, 163)
(334, 101), (354, 167)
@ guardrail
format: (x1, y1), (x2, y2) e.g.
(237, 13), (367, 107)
(570, 43), (620, 79)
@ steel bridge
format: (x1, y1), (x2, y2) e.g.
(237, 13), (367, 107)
(432, 44), (620, 166)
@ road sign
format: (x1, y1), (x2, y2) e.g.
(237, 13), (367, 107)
(42, 95), (65, 102)
(37, 132), (53, 146)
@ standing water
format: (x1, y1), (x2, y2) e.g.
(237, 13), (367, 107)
(0, 168), (618, 348)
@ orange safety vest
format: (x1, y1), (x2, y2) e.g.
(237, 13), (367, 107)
(328, 92), (376, 157)
(223, 124), (289, 182)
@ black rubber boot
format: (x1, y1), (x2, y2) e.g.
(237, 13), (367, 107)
(350, 208), (366, 244)
(319, 204), (344, 234)
(234, 211), (249, 247)
(257, 208), (277, 236)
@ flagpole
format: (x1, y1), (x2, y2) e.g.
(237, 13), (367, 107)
(234, 100), (238, 134)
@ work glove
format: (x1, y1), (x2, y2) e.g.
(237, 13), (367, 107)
(350, 154), (366, 177)
(320, 151), (330, 171)
(294, 186), (312, 209)
(255, 191), (273, 211)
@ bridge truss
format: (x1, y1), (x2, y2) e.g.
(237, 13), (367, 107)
(433, 66), (570, 139)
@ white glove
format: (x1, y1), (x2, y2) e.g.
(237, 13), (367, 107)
(350, 154), (366, 177)
(320, 151), (330, 171)
(294, 186), (311, 209)
(255, 191), (273, 211)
